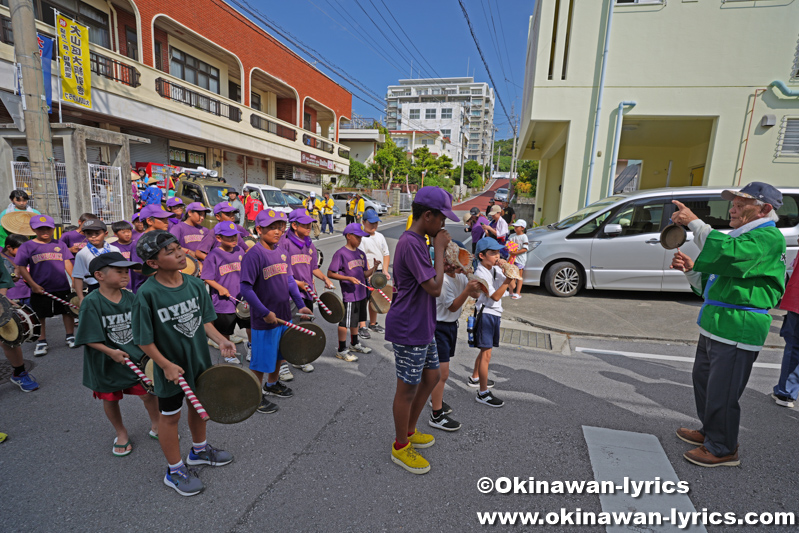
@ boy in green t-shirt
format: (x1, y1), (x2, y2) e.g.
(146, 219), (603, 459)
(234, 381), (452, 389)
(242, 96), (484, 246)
(75, 252), (159, 457)
(133, 230), (237, 497)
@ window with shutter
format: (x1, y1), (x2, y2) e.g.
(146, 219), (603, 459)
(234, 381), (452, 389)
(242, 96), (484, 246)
(778, 117), (799, 156)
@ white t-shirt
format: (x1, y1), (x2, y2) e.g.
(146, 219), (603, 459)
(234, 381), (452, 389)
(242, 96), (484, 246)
(494, 217), (509, 240)
(508, 233), (529, 268)
(358, 231), (389, 270)
(436, 272), (468, 323)
(72, 243), (120, 286)
(475, 263), (506, 317)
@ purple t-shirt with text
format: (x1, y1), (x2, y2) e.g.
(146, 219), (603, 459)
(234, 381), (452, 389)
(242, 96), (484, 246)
(201, 245), (245, 314)
(385, 231), (437, 346)
(15, 239), (73, 292)
(278, 231), (318, 288)
(114, 238), (145, 293)
(198, 225), (248, 255)
(240, 243), (295, 330)
(328, 246), (367, 303)
(171, 222), (208, 252)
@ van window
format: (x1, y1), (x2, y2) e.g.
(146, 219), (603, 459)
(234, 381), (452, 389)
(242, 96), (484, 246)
(604, 199), (666, 236)
(259, 189), (288, 207)
(670, 195), (731, 230)
(777, 194), (799, 228)
(554, 196), (624, 230)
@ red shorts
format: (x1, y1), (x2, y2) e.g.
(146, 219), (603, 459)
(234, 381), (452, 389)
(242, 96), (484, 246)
(92, 383), (148, 401)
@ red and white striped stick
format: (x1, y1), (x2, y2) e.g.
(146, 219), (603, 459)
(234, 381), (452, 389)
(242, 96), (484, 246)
(42, 290), (79, 310)
(306, 287), (332, 315)
(178, 376), (209, 421)
(363, 285), (392, 303)
(277, 318), (316, 336)
(123, 358), (151, 386)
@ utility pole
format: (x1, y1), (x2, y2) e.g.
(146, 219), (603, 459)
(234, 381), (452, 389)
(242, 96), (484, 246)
(9, 0), (59, 223)
(458, 104), (466, 200)
(508, 113), (518, 201)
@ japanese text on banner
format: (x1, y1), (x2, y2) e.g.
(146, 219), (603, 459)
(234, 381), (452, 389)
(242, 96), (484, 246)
(56, 13), (91, 109)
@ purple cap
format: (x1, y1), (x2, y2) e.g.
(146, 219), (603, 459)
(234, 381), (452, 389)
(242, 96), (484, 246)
(288, 209), (315, 225)
(30, 215), (55, 229)
(186, 202), (210, 212)
(166, 197), (184, 208)
(214, 222), (240, 236)
(131, 213), (140, 222)
(414, 186), (459, 222)
(343, 223), (369, 237)
(140, 204), (175, 220)
(255, 209), (288, 228)
(213, 202), (237, 215)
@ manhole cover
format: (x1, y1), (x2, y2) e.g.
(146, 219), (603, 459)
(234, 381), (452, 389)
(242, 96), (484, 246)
(0, 359), (36, 386)
(499, 328), (552, 350)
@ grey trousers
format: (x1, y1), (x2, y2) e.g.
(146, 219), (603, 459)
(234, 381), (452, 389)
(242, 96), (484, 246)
(692, 335), (759, 457)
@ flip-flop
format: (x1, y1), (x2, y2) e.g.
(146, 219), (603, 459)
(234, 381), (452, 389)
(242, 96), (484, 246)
(149, 430), (178, 441)
(0, 432), (7, 443)
(113, 437), (132, 457)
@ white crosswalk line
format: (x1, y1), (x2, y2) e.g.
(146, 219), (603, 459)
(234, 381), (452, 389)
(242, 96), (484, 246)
(575, 347), (781, 370)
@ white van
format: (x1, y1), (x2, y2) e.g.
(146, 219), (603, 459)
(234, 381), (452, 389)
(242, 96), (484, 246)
(242, 183), (292, 214)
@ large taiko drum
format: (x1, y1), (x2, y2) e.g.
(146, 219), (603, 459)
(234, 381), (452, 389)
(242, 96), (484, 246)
(0, 304), (41, 348)
(182, 255), (201, 277)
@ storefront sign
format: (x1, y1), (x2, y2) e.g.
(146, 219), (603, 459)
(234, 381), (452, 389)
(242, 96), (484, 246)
(301, 152), (334, 170)
(56, 13), (92, 109)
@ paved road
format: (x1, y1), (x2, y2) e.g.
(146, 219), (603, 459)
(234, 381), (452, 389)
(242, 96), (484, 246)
(454, 178), (509, 212)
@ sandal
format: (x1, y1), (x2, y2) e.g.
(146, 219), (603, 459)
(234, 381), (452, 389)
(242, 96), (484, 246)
(113, 437), (132, 457)
(148, 430), (178, 441)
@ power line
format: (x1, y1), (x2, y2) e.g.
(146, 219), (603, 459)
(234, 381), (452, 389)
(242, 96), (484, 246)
(489, 0), (519, 104)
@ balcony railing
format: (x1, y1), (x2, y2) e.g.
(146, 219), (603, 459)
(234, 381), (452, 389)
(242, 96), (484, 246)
(338, 147), (350, 159)
(250, 114), (297, 141)
(90, 51), (140, 88)
(302, 133), (334, 154)
(155, 77), (242, 122)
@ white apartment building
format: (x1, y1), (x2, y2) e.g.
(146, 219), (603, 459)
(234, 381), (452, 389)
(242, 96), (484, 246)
(385, 77), (494, 165)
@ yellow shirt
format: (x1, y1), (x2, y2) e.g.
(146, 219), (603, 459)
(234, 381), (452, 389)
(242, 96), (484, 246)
(347, 199), (356, 216)
(321, 198), (334, 215)
(355, 198), (365, 216)
(304, 197), (320, 215)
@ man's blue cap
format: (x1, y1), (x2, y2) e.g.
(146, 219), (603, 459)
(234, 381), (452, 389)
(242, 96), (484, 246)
(474, 237), (504, 256)
(722, 182), (783, 210)
(363, 209), (380, 223)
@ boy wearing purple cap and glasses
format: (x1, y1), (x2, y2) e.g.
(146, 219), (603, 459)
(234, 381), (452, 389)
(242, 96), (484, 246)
(385, 186), (457, 475)
(172, 203), (210, 262)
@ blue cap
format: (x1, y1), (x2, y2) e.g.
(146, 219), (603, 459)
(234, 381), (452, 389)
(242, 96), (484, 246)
(289, 209), (315, 225)
(363, 209), (380, 223)
(474, 237), (504, 256)
(343, 223), (369, 237)
(413, 186), (459, 222)
(722, 182), (783, 210)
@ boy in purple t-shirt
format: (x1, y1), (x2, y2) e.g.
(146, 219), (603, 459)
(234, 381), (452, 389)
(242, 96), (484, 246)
(61, 212), (99, 260)
(16, 215), (76, 356)
(3, 233), (31, 306)
(199, 202), (249, 256)
(384, 187), (457, 475)
(201, 222), (249, 365)
(171, 202), (210, 262)
(240, 210), (310, 414)
(165, 197), (184, 229)
(327, 223), (378, 363)
(111, 220), (144, 293)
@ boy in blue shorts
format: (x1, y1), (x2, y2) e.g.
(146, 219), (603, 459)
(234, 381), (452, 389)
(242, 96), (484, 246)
(133, 230), (237, 496)
(240, 210), (311, 414)
(385, 187), (458, 475)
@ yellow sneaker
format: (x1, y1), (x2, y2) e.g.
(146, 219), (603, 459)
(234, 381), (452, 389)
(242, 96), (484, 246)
(408, 428), (435, 449)
(391, 442), (430, 475)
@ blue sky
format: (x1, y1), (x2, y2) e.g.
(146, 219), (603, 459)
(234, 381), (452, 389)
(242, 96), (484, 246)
(243, 0), (535, 139)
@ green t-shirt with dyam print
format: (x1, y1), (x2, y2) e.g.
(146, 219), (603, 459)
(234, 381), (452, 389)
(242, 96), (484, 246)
(132, 274), (217, 398)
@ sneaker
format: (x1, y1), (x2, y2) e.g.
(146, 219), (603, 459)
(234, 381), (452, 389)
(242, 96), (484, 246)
(336, 350), (358, 362)
(428, 400), (453, 415)
(350, 343), (372, 354)
(208, 338), (219, 349)
(186, 444), (233, 466)
(368, 323), (385, 333)
(257, 396), (279, 414)
(408, 428), (435, 449)
(224, 356), (241, 365)
(467, 376), (494, 389)
(246, 342), (252, 362)
(772, 393), (795, 408)
(292, 363), (314, 373)
(279, 363), (294, 382)
(33, 342), (48, 357)
(263, 381), (293, 398)
(358, 327), (371, 340)
(476, 390), (504, 408)
(163, 465), (204, 496)
(429, 412), (462, 432)
(65, 335), (76, 349)
(391, 442), (430, 475)
(676, 428), (704, 446)
(683, 445), (740, 468)
(10, 371), (39, 392)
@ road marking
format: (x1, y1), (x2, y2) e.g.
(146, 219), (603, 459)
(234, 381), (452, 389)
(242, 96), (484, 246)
(583, 426), (707, 533)
(314, 217), (407, 245)
(575, 347), (781, 369)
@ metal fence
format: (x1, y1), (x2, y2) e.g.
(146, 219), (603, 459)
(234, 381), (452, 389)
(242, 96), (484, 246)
(10, 162), (71, 224)
(88, 164), (125, 222)
(399, 192), (413, 212)
(370, 189), (390, 205)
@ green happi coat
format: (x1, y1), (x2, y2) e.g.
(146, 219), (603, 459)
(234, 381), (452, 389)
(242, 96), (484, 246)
(690, 220), (786, 349)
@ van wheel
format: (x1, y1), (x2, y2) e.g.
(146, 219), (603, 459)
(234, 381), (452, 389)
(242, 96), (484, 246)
(544, 261), (582, 297)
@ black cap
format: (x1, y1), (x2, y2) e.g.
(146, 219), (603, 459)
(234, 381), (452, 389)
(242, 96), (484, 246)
(82, 219), (108, 232)
(88, 251), (141, 277)
(470, 207), (480, 216)
(136, 230), (178, 262)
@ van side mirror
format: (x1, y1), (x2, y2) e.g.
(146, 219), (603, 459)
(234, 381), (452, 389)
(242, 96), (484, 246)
(604, 223), (623, 236)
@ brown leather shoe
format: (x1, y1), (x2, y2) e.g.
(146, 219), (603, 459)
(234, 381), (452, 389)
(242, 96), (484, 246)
(683, 445), (740, 467)
(676, 428), (704, 446)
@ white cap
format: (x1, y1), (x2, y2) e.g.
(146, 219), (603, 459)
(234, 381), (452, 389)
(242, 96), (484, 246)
(310, 191), (316, 197)
(512, 219), (527, 229)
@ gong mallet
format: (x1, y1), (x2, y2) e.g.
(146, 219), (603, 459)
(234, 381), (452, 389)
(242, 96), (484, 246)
(41, 290), (80, 311)
(362, 285), (392, 304)
(123, 359), (209, 420)
(124, 358), (152, 386)
(276, 318), (316, 336)
(305, 287), (332, 316)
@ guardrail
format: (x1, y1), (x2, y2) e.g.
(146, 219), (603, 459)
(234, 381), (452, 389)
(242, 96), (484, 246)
(250, 114), (297, 141)
(89, 51), (141, 88)
(155, 77), (242, 122)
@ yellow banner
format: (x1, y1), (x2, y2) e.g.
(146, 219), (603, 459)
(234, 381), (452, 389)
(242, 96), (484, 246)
(56, 13), (91, 109)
